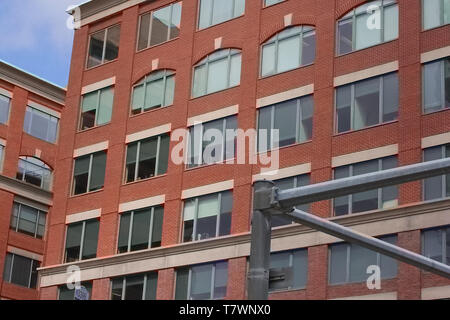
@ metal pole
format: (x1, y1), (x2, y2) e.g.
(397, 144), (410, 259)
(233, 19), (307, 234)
(248, 180), (274, 300)
(285, 208), (450, 279)
(277, 158), (450, 208)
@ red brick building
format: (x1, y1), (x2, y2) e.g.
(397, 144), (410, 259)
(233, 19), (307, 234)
(0, 61), (65, 300)
(38, 0), (450, 300)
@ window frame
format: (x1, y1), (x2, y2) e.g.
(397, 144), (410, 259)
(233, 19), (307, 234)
(422, 144), (450, 201)
(263, 0), (284, 8)
(130, 70), (175, 116)
(332, 156), (398, 216)
(3, 253), (40, 289)
(117, 206), (164, 253)
(86, 24), (121, 69)
(336, 0), (399, 56)
(422, 57), (449, 114)
(182, 191), (232, 243)
(0, 93), (11, 125)
(197, 0), (245, 30)
(23, 106), (59, 144)
(110, 272), (158, 300)
(269, 248), (308, 292)
(79, 86), (114, 131)
(260, 25), (316, 78)
(0, 144), (5, 173)
(10, 202), (47, 239)
(328, 235), (398, 285)
(72, 151), (107, 196)
(136, 2), (182, 52)
(192, 48), (242, 98)
(58, 282), (93, 300)
(64, 219), (99, 263)
(421, 225), (449, 265)
(422, 0), (450, 30)
(17, 156), (52, 190)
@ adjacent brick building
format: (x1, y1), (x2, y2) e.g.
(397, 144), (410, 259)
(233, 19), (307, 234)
(0, 61), (65, 299)
(36, 0), (450, 300)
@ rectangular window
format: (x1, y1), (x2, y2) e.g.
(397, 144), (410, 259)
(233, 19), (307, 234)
(423, 144), (450, 200)
(333, 156), (398, 216)
(117, 206), (163, 253)
(125, 134), (170, 183)
(137, 2), (182, 51)
(198, 0), (245, 30)
(111, 272), (157, 300)
(269, 249), (307, 292)
(64, 219), (99, 263)
(183, 191), (232, 242)
(10, 202), (47, 239)
(258, 95), (313, 152)
(175, 261), (228, 300)
(59, 282), (92, 300)
(423, 58), (450, 113)
(335, 73), (398, 133)
(23, 106), (59, 143)
(73, 151), (107, 195)
(80, 86), (114, 130)
(329, 235), (398, 284)
(423, 0), (450, 30)
(188, 116), (237, 168)
(271, 175), (310, 228)
(0, 94), (10, 124)
(87, 25), (120, 68)
(422, 226), (450, 265)
(3, 253), (40, 289)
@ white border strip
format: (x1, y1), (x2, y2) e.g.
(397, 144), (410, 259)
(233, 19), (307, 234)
(0, 87), (12, 98)
(28, 101), (61, 119)
(421, 46), (450, 64)
(182, 180), (234, 199)
(126, 124), (171, 144)
(334, 61), (399, 87)
(330, 292), (397, 300)
(253, 163), (311, 182)
(0, 138), (6, 146)
(422, 132), (450, 149)
(66, 209), (102, 224)
(187, 105), (239, 126)
(119, 195), (165, 213)
(421, 285), (450, 300)
(7, 246), (43, 262)
(81, 77), (116, 95)
(332, 144), (399, 168)
(256, 84), (314, 108)
(73, 141), (109, 158)
(14, 196), (49, 212)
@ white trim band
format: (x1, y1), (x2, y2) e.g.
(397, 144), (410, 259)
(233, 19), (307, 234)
(256, 84), (314, 108)
(0, 87), (12, 98)
(66, 209), (102, 224)
(253, 163), (311, 182)
(422, 132), (450, 149)
(182, 180), (234, 199)
(334, 61), (399, 87)
(119, 195), (165, 213)
(74, 141), (109, 158)
(81, 77), (116, 95)
(421, 46), (450, 64)
(28, 101), (61, 119)
(187, 105), (239, 126)
(126, 124), (171, 144)
(7, 246), (43, 262)
(332, 144), (399, 168)
(421, 285), (450, 300)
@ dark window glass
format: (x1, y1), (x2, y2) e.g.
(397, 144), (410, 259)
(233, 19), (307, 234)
(59, 282), (92, 300)
(175, 267), (189, 300)
(65, 219), (99, 262)
(87, 25), (120, 68)
(3, 253), (40, 288)
(73, 151), (107, 195)
(10, 202), (47, 239)
(0, 94), (10, 124)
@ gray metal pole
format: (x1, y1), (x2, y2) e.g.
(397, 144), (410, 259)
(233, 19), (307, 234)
(277, 158), (450, 208)
(286, 208), (450, 279)
(248, 180), (274, 300)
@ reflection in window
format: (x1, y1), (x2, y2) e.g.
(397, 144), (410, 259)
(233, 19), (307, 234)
(335, 73), (398, 133)
(118, 206), (164, 253)
(337, 0), (398, 55)
(111, 272), (157, 300)
(261, 26), (316, 77)
(87, 25), (120, 68)
(24, 106), (59, 143)
(17, 156), (52, 190)
(137, 2), (182, 51)
(329, 235), (398, 284)
(10, 202), (47, 239)
(65, 219), (99, 263)
(423, 144), (450, 200)
(423, 0), (450, 30)
(333, 156), (398, 216)
(183, 191), (232, 242)
(198, 0), (245, 30)
(264, 0), (284, 7)
(258, 95), (314, 152)
(80, 86), (114, 130)
(423, 58), (450, 113)
(192, 49), (241, 98)
(175, 261), (228, 300)
(131, 70), (175, 115)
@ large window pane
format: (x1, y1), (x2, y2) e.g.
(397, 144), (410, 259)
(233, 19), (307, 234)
(423, 229), (443, 262)
(355, 12), (381, 50)
(213, 261), (228, 299)
(349, 244), (378, 282)
(198, 0), (244, 30)
(424, 146), (444, 200)
(0, 94), (10, 124)
(97, 87), (114, 125)
(89, 152), (106, 191)
(150, 6), (171, 47)
(424, 61), (443, 113)
(277, 36), (300, 73)
(190, 264), (212, 300)
(302, 31), (316, 66)
(10, 255), (32, 287)
(329, 243), (348, 284)
(82, 220), (99, 260)
(124, 275), (145, 300)
(423, 0), (442, 30)
(274, 100), (297, 147)
(65, 223), (83, 262)
(138, 13), (151, 51)
(261, 43), (276, 77)
(104, 25), (120, 62)
(118, 213), (131, 253)
(336, 85), (352, 133)
(384, 5), (398, 41)
(87, 30), (105, 68)
(207, 59), (228, 94)
(383, 73), (399, 121)
(24, 107), (59, 143)
(354, 78), (380, 130)
(196, 194), (219, 241)
(338, 19), (353, 55)
(212, 0), (233, 26)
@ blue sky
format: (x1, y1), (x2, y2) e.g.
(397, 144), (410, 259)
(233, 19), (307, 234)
(0, 0), (79, 88)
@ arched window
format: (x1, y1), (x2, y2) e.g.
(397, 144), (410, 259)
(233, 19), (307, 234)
(131, 69), (175, 115)
(337, 0), (398, 55)
(192, 49), (242, 98)
(261, 26), (316, 77)
(16, 156), (52, 190)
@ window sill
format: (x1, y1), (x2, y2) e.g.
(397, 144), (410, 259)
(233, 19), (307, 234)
(77, 122), (111, 134)
(23, 132), (57, 145)
(262, 1), (286, 10)
(190, 84), (240, 101)
(129, 104), (172, 119)
(184, 158), (236, 172)
(256, 139), (313, 155)
(259, 62), (314, 80)
(333, 119), (398, 137)
(422, 107), (450, 116)
(335, 38), (398, 58)
(85, 58), (118, 71)
(421, 23), (450, 33)
(196, 14), (245, 33)
(69, 188), (104, 199)
(269, 287), (306, 294)
(136, 37), (179, 54)
(123, 173), (167, 186)
(15, 179), (51, 192)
